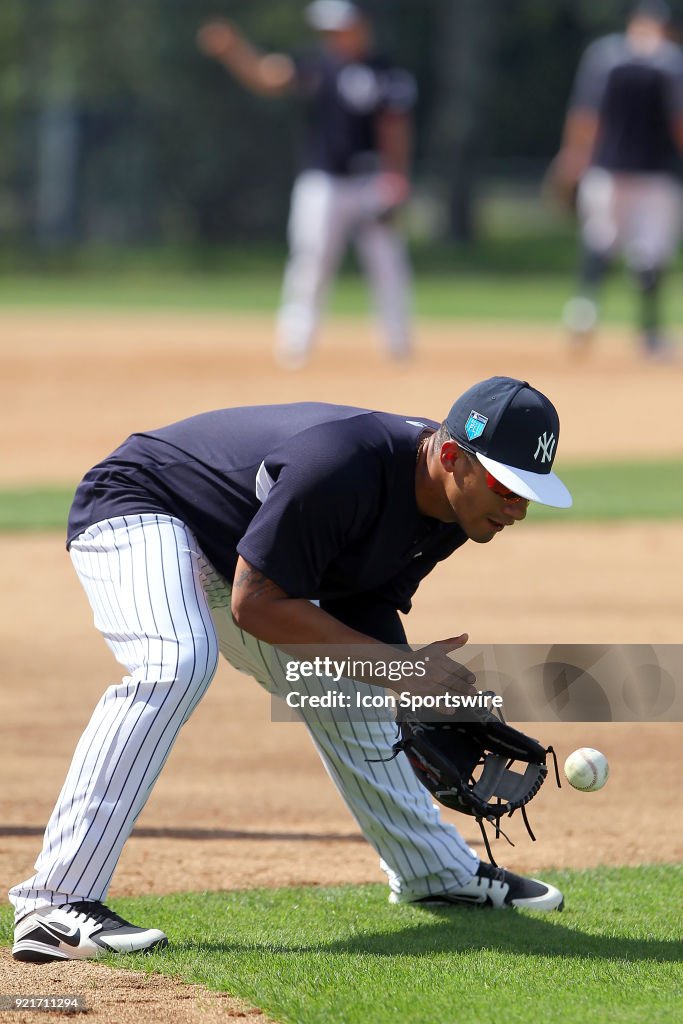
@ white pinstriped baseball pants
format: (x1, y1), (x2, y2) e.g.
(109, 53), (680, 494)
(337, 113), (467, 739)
(9, 515), (476, 920)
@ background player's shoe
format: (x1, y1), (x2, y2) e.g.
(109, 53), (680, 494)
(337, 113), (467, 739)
(274, 333), (311, 370)
(12, 901), (168, 962)
(642, 330), (679, 363)
(562, 296), (598, 353)
(390, 861), (564, 911)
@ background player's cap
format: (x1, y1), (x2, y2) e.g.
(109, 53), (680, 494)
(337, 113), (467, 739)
(629, 0), (672, 24)
(306, 1), (363, 31)
(445, 377), (573, 508)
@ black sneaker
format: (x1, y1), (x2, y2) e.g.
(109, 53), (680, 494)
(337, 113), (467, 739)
(13, 900), (168, 962)
(392, 861), (564, 911)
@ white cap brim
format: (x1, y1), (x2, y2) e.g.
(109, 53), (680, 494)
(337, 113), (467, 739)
(477, 453), (573, 508)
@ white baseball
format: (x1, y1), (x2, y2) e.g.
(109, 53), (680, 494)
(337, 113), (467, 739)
(564, 747), (609, 792)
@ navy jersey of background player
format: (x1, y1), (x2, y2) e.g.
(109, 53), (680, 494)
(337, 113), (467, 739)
(67, 403), (465, 611)
(572, 32), (683, 173)
(292, 49), (417, 175)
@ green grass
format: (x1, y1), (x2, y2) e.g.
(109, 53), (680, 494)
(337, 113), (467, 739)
(528, 460), (683, 522)
(0, 487), (76, 532)
(2, 867), (680, 1024)
(0, 262), (682, 324)
(1, 460), (681, 533)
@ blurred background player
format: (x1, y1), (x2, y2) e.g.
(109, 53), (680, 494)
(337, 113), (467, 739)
(198, 0), (416, 369)
(553, 0), (683, 359)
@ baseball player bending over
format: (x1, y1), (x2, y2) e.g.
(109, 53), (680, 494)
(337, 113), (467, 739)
(11, 377), (571, 962)
(198, 1), (416, 369)
(554, 0), (683, 359)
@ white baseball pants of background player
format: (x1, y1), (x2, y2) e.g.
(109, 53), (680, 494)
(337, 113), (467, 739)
(276, 170), (413, 368)
(577, 167), (683, 270)
(9, 514), (477, 920)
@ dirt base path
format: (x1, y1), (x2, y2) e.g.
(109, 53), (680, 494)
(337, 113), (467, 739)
(0, 950), (272, 1023)
(1, 312), (682, 484)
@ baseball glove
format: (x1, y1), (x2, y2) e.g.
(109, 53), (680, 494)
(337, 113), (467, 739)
(391, 705), (561, 864)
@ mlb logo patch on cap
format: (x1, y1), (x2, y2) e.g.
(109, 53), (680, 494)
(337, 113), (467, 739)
(465, 411), (488, 442)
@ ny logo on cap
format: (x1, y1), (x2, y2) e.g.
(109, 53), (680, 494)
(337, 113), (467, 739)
(534, 431), (556, 463)
(465, 410), (488, 442)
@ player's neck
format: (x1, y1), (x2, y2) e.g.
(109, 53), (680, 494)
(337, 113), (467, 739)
(414, 432), (446, 520)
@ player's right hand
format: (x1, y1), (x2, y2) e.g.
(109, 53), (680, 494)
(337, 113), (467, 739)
(377, 171), (410, 210)
(542, 151), (585, 212)
(403, 633), (477, 706)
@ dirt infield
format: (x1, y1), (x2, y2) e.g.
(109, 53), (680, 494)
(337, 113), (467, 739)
(0, 311), (681, 1014)
(2, 310), (683, 483)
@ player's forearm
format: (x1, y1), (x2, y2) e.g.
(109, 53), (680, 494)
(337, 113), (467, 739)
(558, 109), (598, 175)
(673, 117), (683, 156)
(231, 556), (380, 645)
(230, 558), (409, 683)
(224, 48), (294, 95)
(233, 589), (373, 646)
(197, 20), (294, 95)
(230, 560), (475, 698)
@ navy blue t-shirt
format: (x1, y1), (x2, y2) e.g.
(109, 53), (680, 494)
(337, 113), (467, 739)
(67, 403), (466, 613)
(293, 50), (417, 175)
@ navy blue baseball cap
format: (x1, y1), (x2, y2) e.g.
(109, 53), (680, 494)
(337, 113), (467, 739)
(445, 377), (572, 508)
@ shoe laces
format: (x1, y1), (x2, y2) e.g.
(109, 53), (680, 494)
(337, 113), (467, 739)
(477, 862), (507, 888)
(65, 901), (130, 927)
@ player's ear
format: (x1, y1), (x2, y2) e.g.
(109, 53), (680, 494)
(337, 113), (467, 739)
(439, 440), (465, 471)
